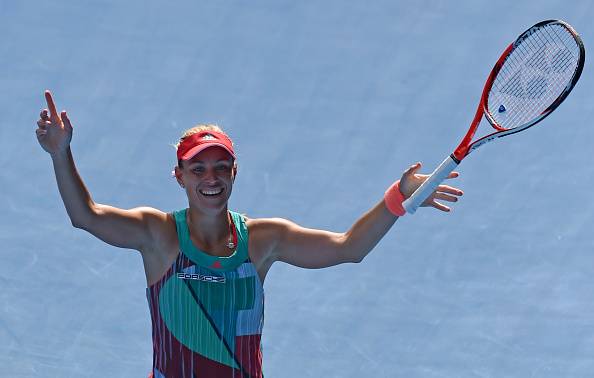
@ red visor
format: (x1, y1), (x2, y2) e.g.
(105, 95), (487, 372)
(176, 131), (236, 161)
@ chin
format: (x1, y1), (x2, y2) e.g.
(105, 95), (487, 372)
(193, 197), (230, 214)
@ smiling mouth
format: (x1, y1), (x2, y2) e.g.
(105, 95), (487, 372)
(199, 188), (224, 197)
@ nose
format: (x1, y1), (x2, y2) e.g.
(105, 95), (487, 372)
(203, 167), (218, 183)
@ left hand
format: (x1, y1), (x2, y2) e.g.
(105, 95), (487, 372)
(398, 162), (463, 212)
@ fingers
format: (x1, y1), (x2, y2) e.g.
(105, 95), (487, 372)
(38, 109), (50, 130)
(432, 192), (459, 203)
(44, 90), (59, 121)
(427, 184), (463, 211)
(430, 200), (451, 212)
(61, 110), (73, 131)
(422, 192), (456, 211)
(36, 128), (47, 138)
(403, 162), (422, 178)
(37, 118), (51, 130)
(446, 171), (460, 179)
(436, 184), (464, 196)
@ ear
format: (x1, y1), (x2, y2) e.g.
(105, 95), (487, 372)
(174, 166), (185, 188)
(232, 163), (238, 182)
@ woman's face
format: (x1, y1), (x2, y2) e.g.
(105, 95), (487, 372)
(176, 146), (236, 213)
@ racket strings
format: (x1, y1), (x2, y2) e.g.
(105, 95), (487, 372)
(495, 26), (574, 122)
(488, 23), (581, 130)
(504, 25), (575, 98)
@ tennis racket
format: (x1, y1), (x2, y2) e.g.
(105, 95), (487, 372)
(403, 19), (585, 214)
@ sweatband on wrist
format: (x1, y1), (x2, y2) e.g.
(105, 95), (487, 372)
(384, 180), (406, 217)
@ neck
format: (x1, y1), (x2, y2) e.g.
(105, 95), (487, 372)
(186, 206), (230, 247)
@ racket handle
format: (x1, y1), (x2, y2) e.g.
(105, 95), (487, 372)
(402, 154), (459, 214)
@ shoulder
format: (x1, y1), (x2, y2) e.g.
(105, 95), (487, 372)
(244, 217), (294, 263)
(134, 206), (174, 230)
(134, 207), (178, 251)
(245, 216), (294, 239)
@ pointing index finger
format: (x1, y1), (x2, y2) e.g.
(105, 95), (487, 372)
(44, 90), (59, 121)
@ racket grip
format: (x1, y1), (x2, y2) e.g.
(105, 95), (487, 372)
(402, 154), (459, 214)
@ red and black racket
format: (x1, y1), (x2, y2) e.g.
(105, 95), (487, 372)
(403, 19), (585, 213)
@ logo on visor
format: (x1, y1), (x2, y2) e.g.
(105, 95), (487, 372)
(202, 134), (216, 140)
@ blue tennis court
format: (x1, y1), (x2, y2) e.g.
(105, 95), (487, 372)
(2, 0), (594, 376)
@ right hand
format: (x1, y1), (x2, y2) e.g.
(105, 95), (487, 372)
(398, 162), (463, 212)
(36, 90), (73, 156)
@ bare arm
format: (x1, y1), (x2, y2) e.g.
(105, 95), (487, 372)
(255, 200), (395, 269)
(256, 163), (463, 269)
(36, 91), (164, 251)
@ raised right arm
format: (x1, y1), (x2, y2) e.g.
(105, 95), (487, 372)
(37, 91), (165, 251)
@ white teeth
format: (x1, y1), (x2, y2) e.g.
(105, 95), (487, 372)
(200, 188), (223, 196)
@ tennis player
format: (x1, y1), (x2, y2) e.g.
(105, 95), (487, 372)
(36, 90), (463, 378)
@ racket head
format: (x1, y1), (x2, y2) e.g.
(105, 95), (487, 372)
(482, 20), (585, 133)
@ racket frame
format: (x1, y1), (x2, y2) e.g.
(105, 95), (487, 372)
(402, 19), (585, 214)
(466, 20), (585, 158)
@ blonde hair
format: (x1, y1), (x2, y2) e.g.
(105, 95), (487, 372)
(175, 124), (236, 167)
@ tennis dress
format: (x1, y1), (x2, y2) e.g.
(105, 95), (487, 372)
(146, 209), (265, 378)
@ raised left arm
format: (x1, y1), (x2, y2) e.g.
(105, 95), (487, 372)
(257, 163), (463, 269)
(275, 198), (396, 268)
